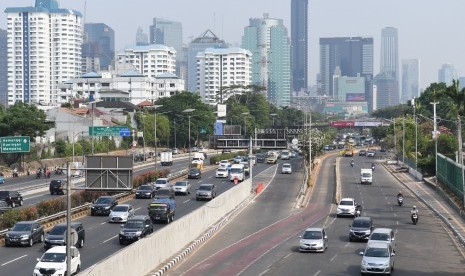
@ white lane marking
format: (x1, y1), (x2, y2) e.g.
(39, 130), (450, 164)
(393, 213), (397, 217)
(183, 199), (191, 204)
(313, 270), (321, 276)
(283, 252), (292, 259)
(258, 268), (270, 276)
(102, 235), (118, 244)
(100, 222), (106, 225)
(344, 242), (350, 247)
(330, 254), (338, 262)
(396, 221), (399, 225)
(390, 207), (393, 211)
(135, 207), (141, 211)
(1, 255), (27, 266)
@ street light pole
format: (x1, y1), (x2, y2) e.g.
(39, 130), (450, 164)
(183, 109), (196, 168)
(402, 116), (405, 164)
(431, 101), (439, 187)
(413, 98), (418, 171)
(241, 112), (249, 137)
(309, 109), (312, 176)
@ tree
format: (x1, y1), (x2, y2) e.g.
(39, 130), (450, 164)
(0, 103), (52, 140)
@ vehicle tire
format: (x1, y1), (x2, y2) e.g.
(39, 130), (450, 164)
(11, 202), (15, 208)
(78, 238), (84, 248)
(166, 216), (170, 224)
(119, 241), (124, 245)
(349, 237), (353, 242)
(28, 238), (33, 247)
(75, 265), (81, 275)
(196, 197), (199, 201)
(39, 233), (44, 243)
(91, 210), (95, 216)
(187, 189), (191, 195)
(19, 199), (23, 206)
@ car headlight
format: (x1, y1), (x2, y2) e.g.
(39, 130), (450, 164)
(104, 206), (111, 209)
(44, 238), (49, 242)
(383, 260), (390, 267)
(337, 207), (342, 211)
(20, 234), (29, 239)
(136, 231), (142, 235)
(362, 259), (367, 266)
(119, 231), (124, 235)
(35, 266), (41, 270)
(5, 234), (9, 238)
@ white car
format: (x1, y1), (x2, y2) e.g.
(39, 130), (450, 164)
(109, 204), (135, 223)
(281, 163), (292, 174)
(336, 198), (357, 217)
(360, 241), (395, 275)
(218, 160), (230, 168)
(72, 170), (83, 178)
(368, 228), (396, 250)
(173, 181), (191, 195)
(33, 246), (81, 276)
(154, 178), (170, 190)
(216, 167), (229, 178)
(299, 227), (328, 252)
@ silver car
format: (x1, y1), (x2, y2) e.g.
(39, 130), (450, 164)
(368, 228), (396, 250)
(360, 242), (395, 275)
(281, 163), (292, 174)
(195, 184), (217, 201)
(173, 181), (191, 195)
(299, 227), (328, 252)
(109, 204), (135, 223)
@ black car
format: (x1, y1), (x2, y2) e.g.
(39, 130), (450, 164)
(256, 154), (266, 163)
(44, 222), (85, 250)
(135, 184), (157, 199)
(119, 215), (153, 245)
(5, 221), (44, 247)
(187, 168), (202, 179)
(49, 179), (67, 195)
(90, 196), (118, 216)
(0, 190), (23, 208)
(359, 150), (367, 156)
(155, 187), (175, 200)
(349, 216), (374, 242)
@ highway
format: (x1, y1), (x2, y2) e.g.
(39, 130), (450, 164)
(166, 152), (465, 276)
(0, 154), (275, 275)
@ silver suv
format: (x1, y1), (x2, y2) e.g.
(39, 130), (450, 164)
(360, 241), (395, 275)
(195, 184), (217, 201)
(368, 228), (396, 250)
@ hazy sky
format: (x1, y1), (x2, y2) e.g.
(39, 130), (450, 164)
(1, 0), (464, 91)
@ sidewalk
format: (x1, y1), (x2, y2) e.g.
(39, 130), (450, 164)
(385, 164), (465, 248)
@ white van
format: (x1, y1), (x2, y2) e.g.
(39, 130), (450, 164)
(229, 164), (245, 182)
(361, 169), (373, 184)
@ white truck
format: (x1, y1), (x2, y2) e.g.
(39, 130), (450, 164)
(229, 163), (245, 182)
(191, 152), (205, 166)
(160, 151), (173, 166)
(360, 168), (373, 184)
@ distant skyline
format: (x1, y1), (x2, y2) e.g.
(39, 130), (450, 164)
(1, 0), (464, 91)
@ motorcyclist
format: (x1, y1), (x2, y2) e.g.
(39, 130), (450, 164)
(410, 206), (419, 215)
(371, 163), (375, 170)
(350, 159), (354, 167)
(397, 191), (403, 198)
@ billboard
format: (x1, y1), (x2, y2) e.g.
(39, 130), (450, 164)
(331, 121), (355, 127)
(214, 120), (225, 135)
(217, 104), (227, 117)
(346, 93), (366, 101)
(224, 125), (241, 135)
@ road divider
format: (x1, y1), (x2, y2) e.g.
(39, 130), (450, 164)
(255, 182), (264, 194)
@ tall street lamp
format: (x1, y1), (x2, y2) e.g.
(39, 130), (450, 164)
(241, 112), (249, 137)
(146, 105), (163, 171)
(183, 108), (196, 168)
(270, 113), (277, 127)
(88, 100), (102, 156)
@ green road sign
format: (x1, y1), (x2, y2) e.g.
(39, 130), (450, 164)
(89, 126), (129, 136)
(1, 136), (30, 153)
(199, 127), (206, 134)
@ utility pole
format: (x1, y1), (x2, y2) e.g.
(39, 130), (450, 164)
(413, 97), (418, 172)
(431, 101), (439, 187)
(402, 116), (405, 164)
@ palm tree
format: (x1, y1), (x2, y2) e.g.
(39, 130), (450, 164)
(443, 79), (465, 206)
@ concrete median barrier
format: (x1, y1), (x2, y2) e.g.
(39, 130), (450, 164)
(80, 179), (253, 276)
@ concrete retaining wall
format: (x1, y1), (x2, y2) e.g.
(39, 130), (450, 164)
(80, 179), (253, 276)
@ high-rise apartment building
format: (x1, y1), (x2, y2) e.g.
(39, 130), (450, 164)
(380, 27), (399, 81)
(242, 13), (291, 107)
(319, 37), (373, 98)
(82, 23), (115, 73)
(136, 27), (149, 46)
(401, 59), (420, 104)
(187, 29), (227, 93)
(291, 0), (308, 93)
(374, 73), (399, 110)
(196, 47), (252, 105)
(5, 0), (83, 106)
(438, 63), (457, 86)
(116, 44), (176, 79)
(0, 28), (7, 107)
(150, 18), (184, 81)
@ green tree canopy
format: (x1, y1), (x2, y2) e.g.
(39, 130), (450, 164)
(0, 103), (52, 140)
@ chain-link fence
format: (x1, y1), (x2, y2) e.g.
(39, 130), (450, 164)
(437, 153), (463, 203)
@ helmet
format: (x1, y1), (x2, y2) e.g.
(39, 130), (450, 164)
(412, 206), (417, 209)
(399, 191), (402, 194)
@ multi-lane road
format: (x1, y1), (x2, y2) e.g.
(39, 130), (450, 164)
(167, 153), (465, 276)
(0, 153), (277, 275)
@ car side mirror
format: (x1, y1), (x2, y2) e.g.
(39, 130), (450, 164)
(37, 258), (40, 262)
(32, 229), (36, 232)
(324, 235), (328, 239)
(120, 225), (124, 228)
(392, 237), (395, 241)
(298, 235), (302, 238)
(391, 253), (395, 257)
(145, 224), (150, 228)
(359, 251), (364, 256)
(349, 225), (351, 228)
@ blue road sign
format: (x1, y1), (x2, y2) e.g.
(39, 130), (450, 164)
(120, 128), (131, 137)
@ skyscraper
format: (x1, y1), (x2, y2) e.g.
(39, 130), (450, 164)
(187, 29), (227, 93)
(291, 0), (308, 93)
(136, 27), (149, 46)
(5, 0), (82, 105)
(374, 73), (399, 110)
(242, 13), (291, 107)
(380, 27), (399, 81)
(401, 59), (420, 104)
(150, 18), (184, 80)
(438, 63), (457, 85)
(82, 23), (115, 73)
(0, 28), (7, 107)
(319, 37), (373, 98)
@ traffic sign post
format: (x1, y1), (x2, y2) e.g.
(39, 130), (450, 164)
(89, 126), (130, 137)
(0, 136), (30, 153)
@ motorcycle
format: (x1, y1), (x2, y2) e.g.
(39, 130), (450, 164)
(397, 196), (404, 206)
(411, 213), (419, 225)
(355, 204), (362, 217)
(371, 164), (375, 171)
(350, 161), (354, 167)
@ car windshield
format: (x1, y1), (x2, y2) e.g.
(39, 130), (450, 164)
(370, 233), (390, 241)
(156, 179), (167, 184)
(230, 168), (242, 174)
(283, 164), (291, 168)
(199, 185), (212, 191)
(124, 221), (144, 229)
(138, 185), (152, 191)
(12, 223), (32, 231)
(157, 190), (170, 196)
(217, 168), (227, 172)
(175, 182), (187, 187)
(303, 231), (322, 239)
(49, 225), (66, 235)
(41, 252), (66, 263)
(362, 173), (371, 177)
(95, 197), (112, 204)
(189, 169), (199, 173)
(113, 206), (129, 212)
(352, 221), (371, 228)
(149, 205), (167, 211)
(364, 247), (390, 257)
(340, 200), (354, 206)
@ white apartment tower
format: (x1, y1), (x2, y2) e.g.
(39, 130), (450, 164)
(5, 0), (83, 106)
(196, 48), (252, 105)
(116, 44), (176, 80)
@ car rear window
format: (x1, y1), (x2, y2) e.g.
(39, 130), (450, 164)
(370, 233), (390, 241)
(340, 200), (353, 206)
